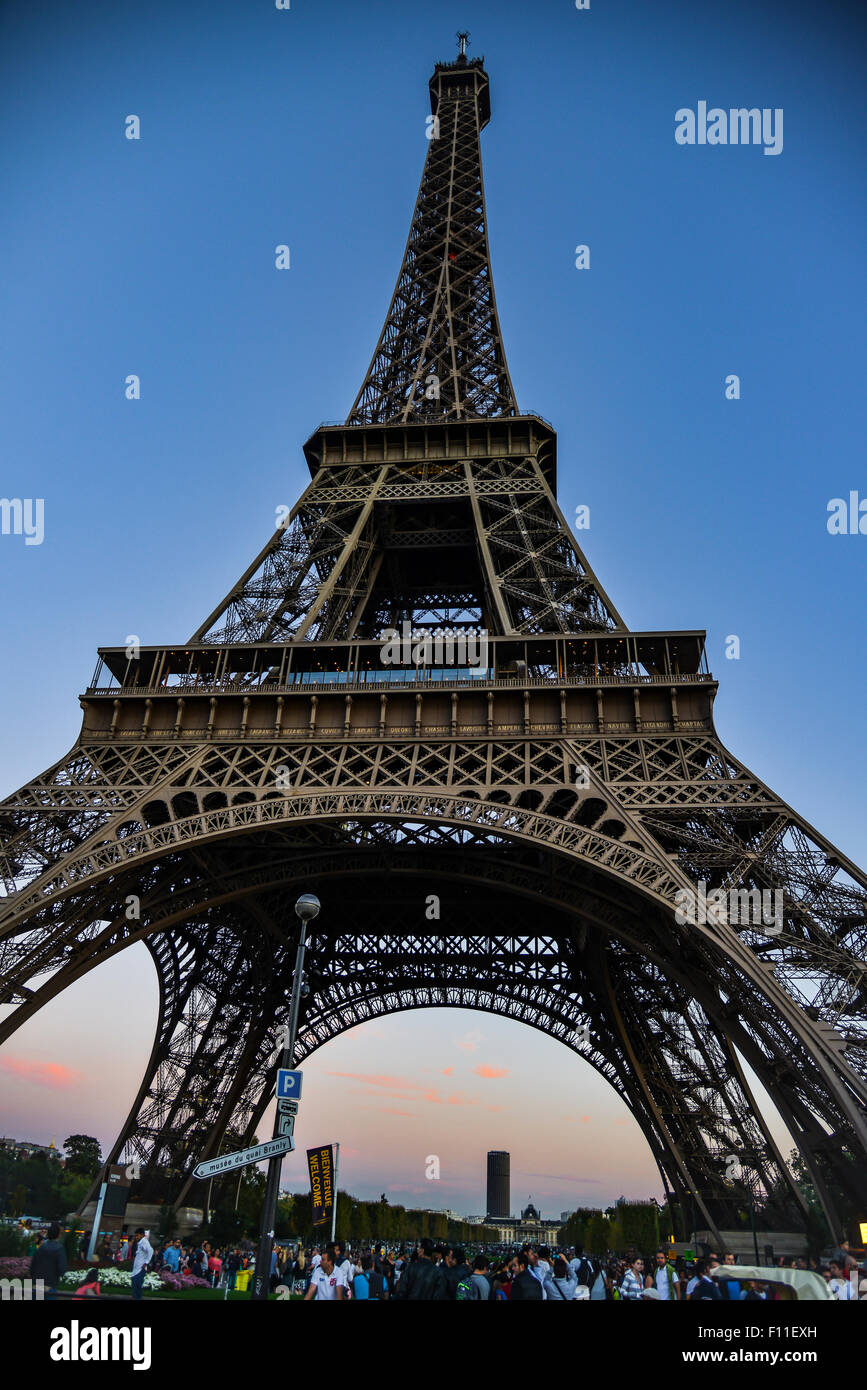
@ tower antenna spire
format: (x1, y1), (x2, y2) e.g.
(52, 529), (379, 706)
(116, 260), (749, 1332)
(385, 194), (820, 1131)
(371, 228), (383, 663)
(457, 30), (470, 60)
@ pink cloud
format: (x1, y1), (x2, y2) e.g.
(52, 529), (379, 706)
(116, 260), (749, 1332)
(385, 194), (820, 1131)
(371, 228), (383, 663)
(423, 1089), (443, 1104)
(380, 1107), (416, 1117)
(446, 1092), (479, 1107)
(485, 1105), (504, 1113)
(360, 1087), (420, 1099)
(0, 1057), (80, 1089)
(454, 1029), (481, 1052)
(442, 1066), (454, 1076)
(581, 1115), (591, 1124)
(474, 1064), (509, 1079)
(328, 1070), (416, 1089)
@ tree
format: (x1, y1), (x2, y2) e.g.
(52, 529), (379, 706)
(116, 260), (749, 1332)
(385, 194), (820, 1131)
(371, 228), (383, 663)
(56, 1169), (92, 1219)
(350, 1200), (371, 1241)
(206, 1207), (244, 1245)
(558, 1207), (595, 1248)
(788, 1149), (831, 1255)
(657, 1203), (676, 1241)
(334, 1190), (353, 1240)
(585, 1212), (609, 1255)
(616, 1202), (660, 1251)
(62, 1135), (102, 1177)
(787, 1146), (859, 1240)
(430, 1211), (448, 1241)
(0, 1224), (28, 1256)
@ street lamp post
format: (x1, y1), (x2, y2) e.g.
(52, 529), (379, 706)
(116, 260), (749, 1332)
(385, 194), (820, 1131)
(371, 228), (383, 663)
(748, 1187), (760, 1266)
(250, 892), (320, 1300)
(734, 1155), (762, 1266)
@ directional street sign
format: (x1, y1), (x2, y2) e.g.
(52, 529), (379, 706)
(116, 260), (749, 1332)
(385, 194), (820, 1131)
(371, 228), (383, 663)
(277, 1098), (299, 1117)
(277, 1111), (296, 1144)
(276, 1068), (303, 1100)
(193, 1136), (293, 1181)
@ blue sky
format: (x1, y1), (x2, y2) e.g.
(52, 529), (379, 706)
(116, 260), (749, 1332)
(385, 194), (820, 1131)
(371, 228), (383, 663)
(1, 0), (865, 1215)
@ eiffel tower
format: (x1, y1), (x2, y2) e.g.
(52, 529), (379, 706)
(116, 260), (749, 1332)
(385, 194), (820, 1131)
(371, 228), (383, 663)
(1, 39), (865, 1243)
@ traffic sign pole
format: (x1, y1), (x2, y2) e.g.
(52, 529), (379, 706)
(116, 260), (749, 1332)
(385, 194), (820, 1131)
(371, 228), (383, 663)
(250, 893), (319, 1299)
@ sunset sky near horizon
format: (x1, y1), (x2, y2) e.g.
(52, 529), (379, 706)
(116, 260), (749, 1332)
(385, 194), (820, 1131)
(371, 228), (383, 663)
(1, 0), (865, 1218)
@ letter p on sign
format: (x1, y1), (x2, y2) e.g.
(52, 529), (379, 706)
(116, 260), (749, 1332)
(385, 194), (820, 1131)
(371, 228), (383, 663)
(276, 1068), (303, 1100)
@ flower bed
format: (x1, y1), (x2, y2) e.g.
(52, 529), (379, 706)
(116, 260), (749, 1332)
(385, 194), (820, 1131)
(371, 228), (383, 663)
(0, 1257), (31, 1280)
(59, 1266), (163, 1292)
(158, 1271), (211, 1291)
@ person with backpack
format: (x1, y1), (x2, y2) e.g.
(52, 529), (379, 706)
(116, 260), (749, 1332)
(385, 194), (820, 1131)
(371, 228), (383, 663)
(646, 1248), (681, 1300)
(443, 1245), (473, 1300)
(353, 1252), (387, 1300)
(549, 1256), (579, 1300)
(589, 1261), (608, 1301)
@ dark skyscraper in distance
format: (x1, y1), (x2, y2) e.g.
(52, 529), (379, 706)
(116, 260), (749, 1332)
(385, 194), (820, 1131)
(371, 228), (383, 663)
(486, 1150), (510, 1218)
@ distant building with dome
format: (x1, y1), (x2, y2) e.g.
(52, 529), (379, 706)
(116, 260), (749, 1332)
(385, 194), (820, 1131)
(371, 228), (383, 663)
(483, 1193), (562, 1245)
(0, 1136), (61, 1161)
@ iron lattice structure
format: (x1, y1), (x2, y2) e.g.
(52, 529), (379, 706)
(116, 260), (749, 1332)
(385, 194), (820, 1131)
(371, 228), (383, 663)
(1, 46), (866, 1241)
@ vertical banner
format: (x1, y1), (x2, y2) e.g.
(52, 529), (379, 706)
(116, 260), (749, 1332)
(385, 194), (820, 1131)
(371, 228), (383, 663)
(307, 1144), (334, 1229)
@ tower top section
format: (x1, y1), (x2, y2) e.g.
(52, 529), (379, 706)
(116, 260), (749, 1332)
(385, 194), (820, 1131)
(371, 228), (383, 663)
(429, 34), (491, 127)
(348, 45), (512, 424)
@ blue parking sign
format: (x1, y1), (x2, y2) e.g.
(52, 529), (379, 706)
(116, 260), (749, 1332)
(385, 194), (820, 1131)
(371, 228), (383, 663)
(276, 1068), (303, 1100)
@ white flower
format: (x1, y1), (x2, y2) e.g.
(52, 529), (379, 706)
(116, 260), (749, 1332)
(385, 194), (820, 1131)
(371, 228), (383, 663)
(59, 1267), (160, 1290)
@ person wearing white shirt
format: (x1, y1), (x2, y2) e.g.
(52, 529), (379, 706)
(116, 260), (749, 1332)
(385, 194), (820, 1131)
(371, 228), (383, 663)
(828, 1261), (854, 1300)
(649, 1249), (680, 1300)
(331, 1240), (354, 1286)
(131, 1228), (153, 1301)
(304, 1251), (347, 1300)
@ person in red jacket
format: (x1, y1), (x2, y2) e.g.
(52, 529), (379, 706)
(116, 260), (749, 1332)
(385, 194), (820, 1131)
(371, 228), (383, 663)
(75, 1267), (101, 1297)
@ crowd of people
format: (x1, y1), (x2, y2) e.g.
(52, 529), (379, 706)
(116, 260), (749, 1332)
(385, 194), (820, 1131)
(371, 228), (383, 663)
(18, 1222), (290, 1300)
(94, 1231), (294, 1297)
(17, 1215), (867, 1302)
(283, 1238), (867, 1301)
